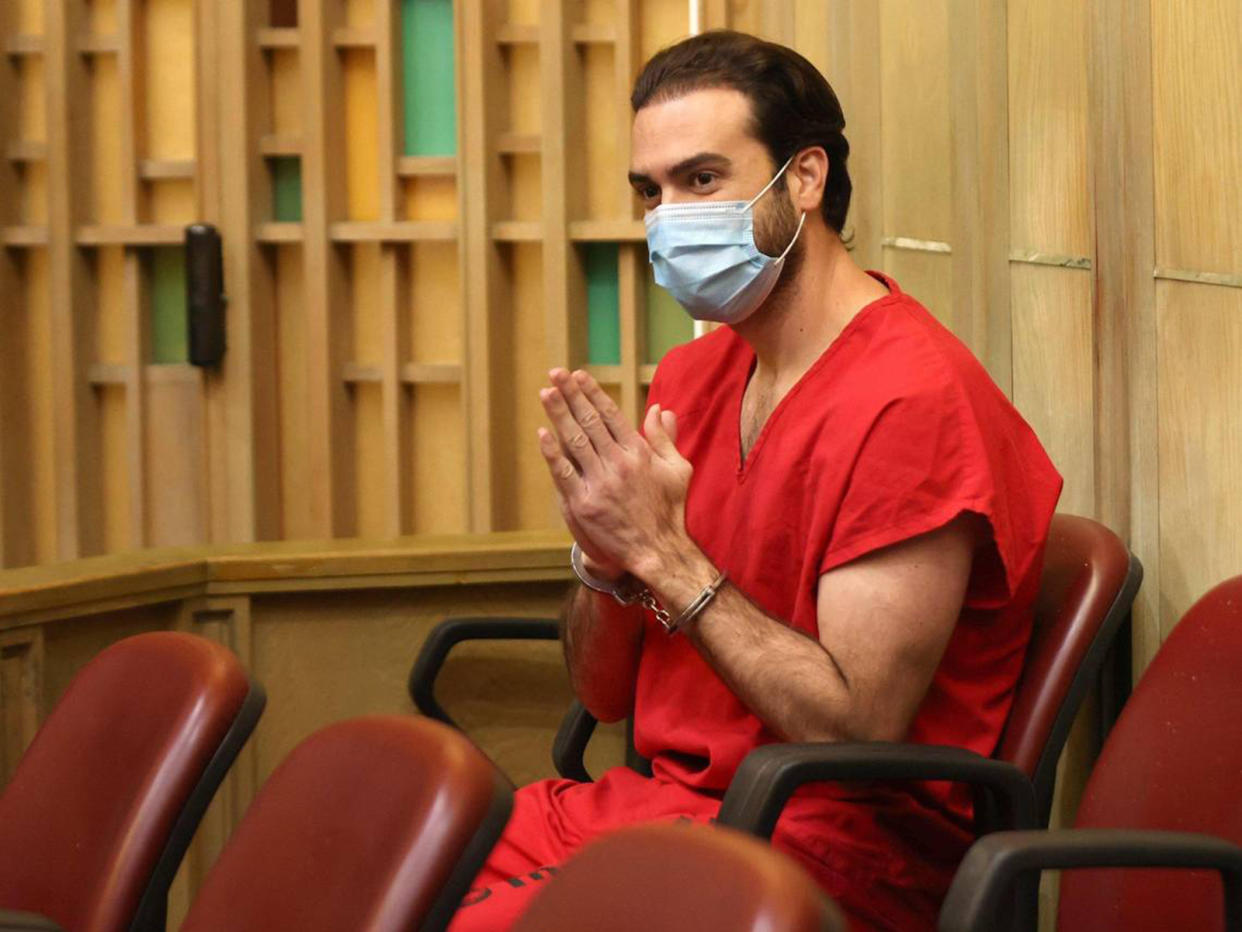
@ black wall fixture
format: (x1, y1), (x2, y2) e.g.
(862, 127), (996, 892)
(186, 224), (227, 367)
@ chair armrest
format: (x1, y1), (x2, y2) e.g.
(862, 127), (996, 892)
(552, 700), (598, 782)
(407, 616), (560, 729)
(0, 911), (64, 931)
(716, 742), (1038, 840)
(939, 828), (1242, 932)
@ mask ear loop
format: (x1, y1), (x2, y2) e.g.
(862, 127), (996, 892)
(776, 210), (807, 261)
(746, 155), (806, 260)
(743, 154), (797, 210)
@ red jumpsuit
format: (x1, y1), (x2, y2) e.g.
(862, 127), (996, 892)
(449, 273), (1063, 931)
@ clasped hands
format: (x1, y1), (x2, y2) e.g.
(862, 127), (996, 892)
(537, 368), (692, 585)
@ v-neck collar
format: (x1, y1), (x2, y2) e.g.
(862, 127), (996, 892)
(731, 272), (902, 479)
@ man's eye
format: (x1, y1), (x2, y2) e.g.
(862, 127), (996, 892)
(692, 172), (716, 187)
(643, 186), (660, 199)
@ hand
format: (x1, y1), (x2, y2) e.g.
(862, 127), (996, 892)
(536, 368), (694, 582)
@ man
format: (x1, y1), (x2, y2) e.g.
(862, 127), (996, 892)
(449, 31), (1061, 932)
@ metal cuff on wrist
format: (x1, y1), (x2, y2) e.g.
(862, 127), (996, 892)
(660, 568), (729, 635)
(569, 544), (728, 635)
(570, 543), (644, 605)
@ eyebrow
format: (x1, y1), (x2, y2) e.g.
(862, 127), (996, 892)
(627, 151), (733, 187)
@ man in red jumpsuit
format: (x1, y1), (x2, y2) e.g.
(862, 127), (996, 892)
(449, 30), (1061, 932)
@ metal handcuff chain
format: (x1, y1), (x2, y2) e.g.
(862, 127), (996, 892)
(570, 543), (728, 636)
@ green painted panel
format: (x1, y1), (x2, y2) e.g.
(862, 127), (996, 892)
(151, 247), (187, 364)
(402, 0), (456, 156)
(644, 278), (694, 364)
(586, 244), (620, 365)
(272, 157), (302, 222)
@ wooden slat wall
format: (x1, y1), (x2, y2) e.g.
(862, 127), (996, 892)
(0, 2), (26, 569)
(0, 3), (734, 556)
(302, 0), (355, 538)
(1006, 6), (1097, 913)
(1150, 0), (1242, 638)
(217, 0), (281, 547)
(822, 0), (1239, 676)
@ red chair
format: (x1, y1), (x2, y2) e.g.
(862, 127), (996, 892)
(939, 575), (1242, 932)
(0, 632), (264, 932)
(511, 822), (845, 932)
(180, 715), (513, 932)
(717, 513), (1141, 837)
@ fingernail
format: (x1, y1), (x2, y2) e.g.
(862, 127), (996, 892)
(574, 370), (589, 384)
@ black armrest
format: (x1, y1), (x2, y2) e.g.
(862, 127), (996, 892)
(409, 615), (647, 783)
(716, 742), (1038, 840)
(0, 910), (64, 931)
(552, 700), (598, 782)
(939, 828), (1242, 932)
(408, 616), (560, 729)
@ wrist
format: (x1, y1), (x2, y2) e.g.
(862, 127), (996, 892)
(631, 531), (704, 591)
(636, 544), (728, 636)
(580, 550), (625, 584)
(571, 543), (645, 605)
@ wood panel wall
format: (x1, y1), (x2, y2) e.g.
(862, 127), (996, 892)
(1, 0), (749, 560)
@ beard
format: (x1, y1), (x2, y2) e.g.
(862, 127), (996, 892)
(752, 187), (805, 308)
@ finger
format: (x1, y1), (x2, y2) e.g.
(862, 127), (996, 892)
(541, 387), (602, 473)
(644, 403), (680, 461)
(550, 369), (618, 455)
(537, 427), (584, 498)
(660, 408), (678, 445)
(572, 370), (642, 447)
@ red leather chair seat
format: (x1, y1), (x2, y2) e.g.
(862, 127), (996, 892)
(1056, 576), (1242, 931)
(0, 632), (261, 932)
(512, 822), (845, 932)
(180, 715), (512, 932)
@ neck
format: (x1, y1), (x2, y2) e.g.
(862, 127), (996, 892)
(731, 226), (883, 383)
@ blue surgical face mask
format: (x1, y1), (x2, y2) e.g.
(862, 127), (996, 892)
(644, 156), (806, 324)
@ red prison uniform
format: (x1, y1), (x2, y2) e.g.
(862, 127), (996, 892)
(448, 273), (1063, 931)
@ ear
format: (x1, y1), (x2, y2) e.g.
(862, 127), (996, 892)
(787, 146), (828, 215)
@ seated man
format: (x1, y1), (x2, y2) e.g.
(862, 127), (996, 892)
(449, 30), (1062, 932)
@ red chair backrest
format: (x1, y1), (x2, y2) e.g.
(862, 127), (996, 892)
(996, 514), (1139, 821)
(1057, 575), (1242, 931)
(180, 715), (513, 932)
(0, 632), (256, 932)
(512, 822), (844, 932)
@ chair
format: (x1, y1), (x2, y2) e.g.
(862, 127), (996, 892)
(510, 822), (846, 932)
(0, 631), (265, 932)
(717, 512), (1142, 837)
(410, 514), (1140, 836)
(939, 574), (1242, 932)
(179, 715), (513, 932)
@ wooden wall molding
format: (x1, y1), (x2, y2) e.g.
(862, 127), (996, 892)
(0, 626), (44, 781)
(46, 0), (101, 560)
(0, 530), (572, 629)
(0, 1), (21, 569)
(302, 0), (355, 538)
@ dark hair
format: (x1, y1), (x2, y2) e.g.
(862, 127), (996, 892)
(631, 30), (852, 235)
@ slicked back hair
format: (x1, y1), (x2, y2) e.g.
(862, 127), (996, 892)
(631, 30), (852, 235)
